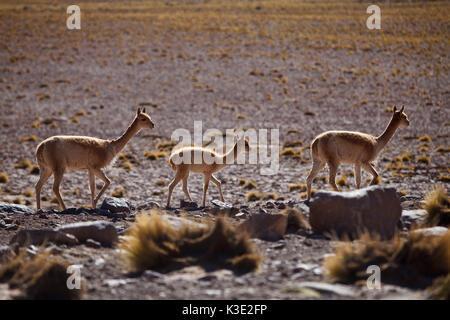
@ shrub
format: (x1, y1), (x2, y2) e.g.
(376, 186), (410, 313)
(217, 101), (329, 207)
(323, 231), (450, 288)
(0, 172), (8, 183)
(281, 208), (310, 231)
(423, 185), (450, 227)
(0, 249), (82, 300)
(245, 191), (262, 202)
(119, 212), (261, 273)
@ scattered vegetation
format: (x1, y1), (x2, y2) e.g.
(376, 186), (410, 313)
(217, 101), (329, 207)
(418, 135), (431, 143)
(15, 158), (32, 169)
(119, 212), (261, 273)
(144, 151), (167, 160)
(324, 231), (450, 288)
(427, 274), (450, 300)
(241, 179), (257, 190)
(20, 136), (37, 143)
(417, 156), (431, 165)
(0, 249), (82, 300)
(288, 182), (307, 193)
(110, 188), (125, 198)
(245, 191), (262, 202)
(0, 172), (8, 183)
(423, 185), (450, 227)
(281, 208), (310, 231)
(157, 141), (176, 152)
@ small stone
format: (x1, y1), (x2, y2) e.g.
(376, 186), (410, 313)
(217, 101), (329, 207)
(137, 198), (160, 211)
(142, 270), (163, 280)
(5, 224), (18, 231)
(295, 282), (356, 297)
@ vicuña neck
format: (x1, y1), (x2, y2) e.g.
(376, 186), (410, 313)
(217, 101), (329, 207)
(110, 119), (140, 154)
(376, 116), (400, 152)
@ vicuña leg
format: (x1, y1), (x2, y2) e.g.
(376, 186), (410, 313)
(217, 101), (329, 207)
(355, 164), (361, 189)
(52, 167), (66, 210)
(182, 173), (192, 202)
(166, 169), (184, 207)
(306, 158), (325, 200)
(210, 174), (224, 202)
(327, 160), (339, 191)
(35, 166), (52, 210)
(92, 168), (110, 207)
(362, 162), (379, 185)
(202, 174), (210, 207)
(88, 169), (96, 208)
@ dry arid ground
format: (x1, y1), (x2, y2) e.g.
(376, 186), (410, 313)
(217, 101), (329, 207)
(0, 0), (449, 300)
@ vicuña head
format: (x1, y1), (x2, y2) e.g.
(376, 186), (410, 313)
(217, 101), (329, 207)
(35, 107), (155, 211)
(166, 136), (250, 207)
(305, 105), (409, 200)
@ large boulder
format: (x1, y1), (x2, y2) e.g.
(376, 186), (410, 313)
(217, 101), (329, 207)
(10, 229), (79, 246)
(239, 209), (288, 240)
(309, 186), (401, 239)
(0, 202), (34, 215)
(56, 221), (118, 246)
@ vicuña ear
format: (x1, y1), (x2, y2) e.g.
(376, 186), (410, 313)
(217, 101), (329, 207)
(393, 105), (397, 113)
(400, 105), (405, 113)
(137, 107), (141, 114)
(142, 107), (146, 114)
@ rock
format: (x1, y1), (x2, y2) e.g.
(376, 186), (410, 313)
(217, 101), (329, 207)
(100, 197), (131, 214)
(5, 224), (18, 231)
(136, 198), (160, 211)
(85, 239), (101, 248)
(295, 282), (356, 297)
(56, 221), (118, 247)
(0, 202), (34, 215)
(210, 200), (239, 215)
(309, 186), (401, 239)
(10, 229), (79, 247)
(239, 210), (288, 240)
(165, 215), (207, 231)
(0, 245), (11, 260)
(142, 270), (163, 280)
(412, 226), (448, 238)
(401, 209), (427, 227)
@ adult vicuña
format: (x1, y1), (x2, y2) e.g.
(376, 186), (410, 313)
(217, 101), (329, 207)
(306, 105), (410, 200)
(166, 137), (250, 207)
(35, 108), (155, 210)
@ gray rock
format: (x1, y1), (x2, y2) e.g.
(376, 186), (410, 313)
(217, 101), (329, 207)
(412, 226), (448, 237)
(309, 186), (401, 239)
(0, 202), (34, 215)
(239, 210), (288, 240)
(10, 228), (79, 246)
(56, 221), (118, 247)
(100, 197), (131, 213)
(180, 199), (198, 210)
(136, 198), (160, 211)
(210, 199), (239, 214)
(401, 209), (427, 227)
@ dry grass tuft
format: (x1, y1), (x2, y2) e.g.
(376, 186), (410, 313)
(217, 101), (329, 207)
(245, 191), (262, 202)
(417, 156), (430, 165)
(29, 165), (40, 175)
(119, 212), (261, 273)
(0, 172), (8, 183)
(0, 249), (82, 300)
(427, 273), (450, 300)
(144, 151), (167, 160)
(15, 158), (32, 169)
(423, 185), (450, 227)
(281, 208), (310, 231)
(242, 179), (257, 190)
(288, 182), (307, 193)
(157, 141), (176, 152)
(418, 135), (431, 143)
(20, 136), (37, 143)
(323, 231), (450, 288)
(110, 188), (125, 198)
